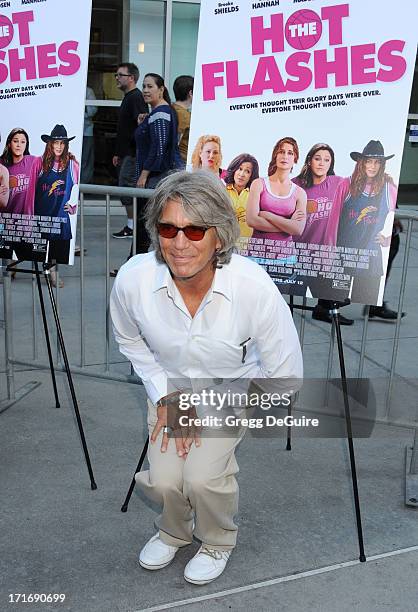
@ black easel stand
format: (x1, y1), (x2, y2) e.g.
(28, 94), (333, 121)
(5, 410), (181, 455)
(7, 260), (97, 490)
(286, 296), (366, 562)
(34, 262), (60, 409)
(331, 303), (366, 563)
(121, 436), (149, 512)
(287, 295), (294, 451)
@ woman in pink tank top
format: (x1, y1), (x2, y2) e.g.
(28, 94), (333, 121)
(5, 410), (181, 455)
(246, 138), (306, 292)
(246, 137), (306, 245)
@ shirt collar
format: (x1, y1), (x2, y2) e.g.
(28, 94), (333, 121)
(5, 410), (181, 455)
(153, 260), (233, 302)
(154, 262), (171, 293)
(226, 184), (249, 194)
(212, 263), (233, 301)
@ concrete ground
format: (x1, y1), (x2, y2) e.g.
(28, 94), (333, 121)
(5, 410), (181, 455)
(0, 209), (417, 612)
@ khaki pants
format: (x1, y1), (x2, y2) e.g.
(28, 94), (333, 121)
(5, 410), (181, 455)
(135, 401), (245, 551)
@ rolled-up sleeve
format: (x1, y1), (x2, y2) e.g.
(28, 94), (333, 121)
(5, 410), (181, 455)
(110, 279), (169, 404)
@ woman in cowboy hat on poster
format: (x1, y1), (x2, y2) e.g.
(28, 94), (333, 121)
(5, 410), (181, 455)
(324, 140), (397, 306)
(25, 125), (80, 277)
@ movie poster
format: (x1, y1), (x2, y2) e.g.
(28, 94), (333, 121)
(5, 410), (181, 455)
(188, 0), (416, 305)
(0, 0), (92, 265)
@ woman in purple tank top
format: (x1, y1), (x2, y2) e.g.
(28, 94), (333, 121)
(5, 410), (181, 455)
(292, 143), (353, 323)
(0, 128), (37, 262)
(0, 128), (36, 215)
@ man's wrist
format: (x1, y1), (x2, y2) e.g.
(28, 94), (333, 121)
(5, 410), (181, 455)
(156, 391), (179, 408)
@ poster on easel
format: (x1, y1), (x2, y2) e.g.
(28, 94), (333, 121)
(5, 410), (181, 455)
(188, 0), (416, 305)
(0, 0), (92, 265)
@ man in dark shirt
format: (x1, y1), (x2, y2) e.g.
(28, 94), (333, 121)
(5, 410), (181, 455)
(112, 62), (148, 239)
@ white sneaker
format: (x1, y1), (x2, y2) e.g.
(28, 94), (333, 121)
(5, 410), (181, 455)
(184, 546), (231, 585)
(139, 533), (179, 570)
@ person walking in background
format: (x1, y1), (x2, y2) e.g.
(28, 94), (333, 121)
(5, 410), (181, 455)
(112, 62), (148, 239)
(191, 135), (223, 176)
(132, 72), (183, 255)
(81, 85), (98, 185)
(172, 75), (194, 164)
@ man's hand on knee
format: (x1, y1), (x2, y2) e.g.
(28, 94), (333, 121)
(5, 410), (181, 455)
(152, 393), (191, 458)
(182, 407), (202, 453)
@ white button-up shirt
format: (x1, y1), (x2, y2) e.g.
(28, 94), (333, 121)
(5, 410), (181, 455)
(110, 252), (303, 404)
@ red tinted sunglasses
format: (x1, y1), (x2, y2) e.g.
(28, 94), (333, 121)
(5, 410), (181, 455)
(157, 223), (210, 241)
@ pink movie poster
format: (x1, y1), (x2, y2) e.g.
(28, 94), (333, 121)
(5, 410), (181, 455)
(0, 0), (92, 265)
(188, 0), (416, 305)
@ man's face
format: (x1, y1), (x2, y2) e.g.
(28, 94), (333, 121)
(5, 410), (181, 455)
(115, 67), (134, 93)
(159, 199), (221, 283)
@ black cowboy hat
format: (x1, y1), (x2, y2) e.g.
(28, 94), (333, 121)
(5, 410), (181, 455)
(41, 124), (75, 143)
(350, 140), (394, 162)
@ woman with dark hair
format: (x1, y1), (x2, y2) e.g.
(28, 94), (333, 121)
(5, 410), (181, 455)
(133, 72), (183, 254)
(247, 137), (306, 240)
(293, 143), (340, 245)
(293, 143), (352, 323)
(136, 72), (183, 189)
(325, 140), (397, 306)
(246, 137), (306, 289)
(25, 124), (79, 281)
(224, 153), (259, 238)
(0, 128), (35, 215)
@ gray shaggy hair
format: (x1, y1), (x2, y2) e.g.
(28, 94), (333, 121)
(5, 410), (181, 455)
(145, 170), (240, 265)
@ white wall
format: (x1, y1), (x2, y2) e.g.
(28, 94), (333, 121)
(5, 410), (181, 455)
(128, 0), (165, 80)
(169, 3), (200, 94)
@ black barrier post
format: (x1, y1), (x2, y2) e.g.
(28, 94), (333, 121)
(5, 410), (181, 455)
(121, 436), (149, 512)
(331, 304), (366, 563)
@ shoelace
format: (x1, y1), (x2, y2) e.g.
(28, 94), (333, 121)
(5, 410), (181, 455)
(200, 547), (230, 561)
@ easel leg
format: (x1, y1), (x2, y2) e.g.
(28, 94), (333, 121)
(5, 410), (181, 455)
(121, 436), (149, 512)
(287, 294), (295, 450)
(42, 263), (97, 491)
(34, 262), (60, 408)
(286, 398), (292, 451)
(332, 306), (366, 562)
